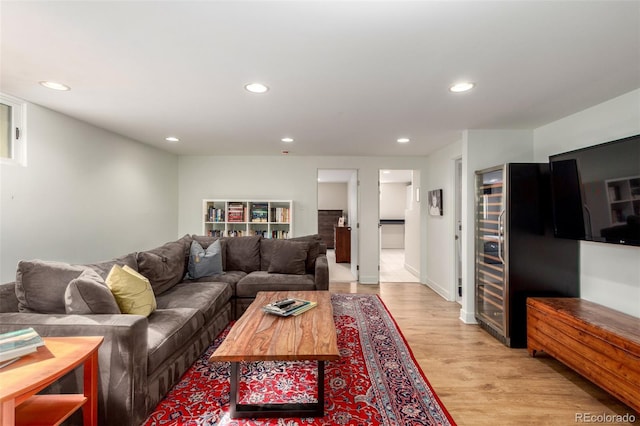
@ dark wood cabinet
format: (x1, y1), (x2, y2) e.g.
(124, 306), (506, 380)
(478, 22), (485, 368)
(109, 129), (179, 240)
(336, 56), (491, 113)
(334, 226), (351, 263)
(318, 210), (342, 249)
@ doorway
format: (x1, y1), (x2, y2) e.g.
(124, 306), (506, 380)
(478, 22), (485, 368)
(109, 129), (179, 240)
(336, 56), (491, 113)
(379, 169), (420, 283)
(317, 169), (358, 282)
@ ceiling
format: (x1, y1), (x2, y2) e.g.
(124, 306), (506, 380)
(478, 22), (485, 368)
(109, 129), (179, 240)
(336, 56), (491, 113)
(318, 168), (411, 183)
(2, 1), (639, 157)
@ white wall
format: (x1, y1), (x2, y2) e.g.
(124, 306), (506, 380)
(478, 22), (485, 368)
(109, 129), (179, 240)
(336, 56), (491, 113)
(404, 177), (421, 278)
(0, 103), (179, 283)
(178, 155), (428, 284)
(533, 89), (640, 317)
(380, 182), (408, 249)
(425, 139), (462, 301)
(317, 182), (348, 215)
(380, 183), (407, 219)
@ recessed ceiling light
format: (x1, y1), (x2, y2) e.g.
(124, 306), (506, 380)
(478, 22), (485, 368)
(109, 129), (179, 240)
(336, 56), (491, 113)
(245, 83), (269, 94)
(397, 138), (410, 143)
(39, 81), (70, 91)
(281, 137), (294, 143)
(165, 136), (180, 143)
(449, 82), (475, 93)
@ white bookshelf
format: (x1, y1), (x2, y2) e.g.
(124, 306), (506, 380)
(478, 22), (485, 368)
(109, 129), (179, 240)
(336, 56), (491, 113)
(202, 199), (293, 238)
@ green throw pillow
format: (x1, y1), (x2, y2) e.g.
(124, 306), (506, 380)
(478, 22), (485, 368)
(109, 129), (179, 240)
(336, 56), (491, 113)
(106, 265), (157, 316)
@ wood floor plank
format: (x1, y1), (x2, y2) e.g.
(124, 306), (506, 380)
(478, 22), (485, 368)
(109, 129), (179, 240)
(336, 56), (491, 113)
(329, 282), (638, 425)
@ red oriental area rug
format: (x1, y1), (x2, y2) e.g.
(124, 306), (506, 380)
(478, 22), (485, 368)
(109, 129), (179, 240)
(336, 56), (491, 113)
(144, 293), (456, 425)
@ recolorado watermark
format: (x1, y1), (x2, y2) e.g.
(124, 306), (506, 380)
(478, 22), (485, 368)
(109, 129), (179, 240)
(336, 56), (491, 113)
(575, 412), (636, 423)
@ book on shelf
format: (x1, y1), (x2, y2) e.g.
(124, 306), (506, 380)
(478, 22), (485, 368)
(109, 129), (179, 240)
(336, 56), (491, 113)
(207, 207), (224, 222)
(227, 203), (246, 222)
(251, 203), (268, 222)
(262, 298), (317, 317)
(0, 327), (45, 366)
(271, 207), (290, 223)
(271, 230), (289, 239)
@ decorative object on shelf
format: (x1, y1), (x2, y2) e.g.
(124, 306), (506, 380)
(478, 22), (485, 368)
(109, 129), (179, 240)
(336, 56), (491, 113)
(428, 189), (443, 216)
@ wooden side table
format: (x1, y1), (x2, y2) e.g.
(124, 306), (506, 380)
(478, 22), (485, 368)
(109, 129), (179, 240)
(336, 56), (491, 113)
(0, 336), (103, 426)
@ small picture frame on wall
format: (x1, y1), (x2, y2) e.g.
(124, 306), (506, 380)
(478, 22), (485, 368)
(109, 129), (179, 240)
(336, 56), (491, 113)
(428, 189), (443, 216)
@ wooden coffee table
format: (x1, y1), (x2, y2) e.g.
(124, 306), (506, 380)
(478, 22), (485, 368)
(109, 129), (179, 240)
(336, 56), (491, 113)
(0, 336), (103, 426)
(210, 290), (339, 418)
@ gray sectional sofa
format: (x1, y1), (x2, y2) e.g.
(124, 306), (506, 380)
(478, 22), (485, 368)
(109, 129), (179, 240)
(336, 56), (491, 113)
(0, 234), (327, 425)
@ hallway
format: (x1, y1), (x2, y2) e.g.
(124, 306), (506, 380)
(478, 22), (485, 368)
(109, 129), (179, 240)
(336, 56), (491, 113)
(327, 248), (419, 283)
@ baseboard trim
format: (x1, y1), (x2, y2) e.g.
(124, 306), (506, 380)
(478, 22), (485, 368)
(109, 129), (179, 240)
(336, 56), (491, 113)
(404, 263), (420, 279)
(459, 309), (478, 324)
(359, 275), (379, 284)
(425, 278), (451, 301)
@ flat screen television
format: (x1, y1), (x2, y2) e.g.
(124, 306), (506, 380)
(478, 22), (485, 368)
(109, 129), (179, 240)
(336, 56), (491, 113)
(549, 134), (640, 247)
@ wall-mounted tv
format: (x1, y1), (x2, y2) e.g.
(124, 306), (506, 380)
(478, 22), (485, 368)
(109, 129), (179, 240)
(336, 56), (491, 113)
(549, 134), (640, 247)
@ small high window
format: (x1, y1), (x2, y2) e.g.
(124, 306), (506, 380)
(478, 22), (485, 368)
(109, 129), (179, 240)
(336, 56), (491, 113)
(0, 93), (26, 166)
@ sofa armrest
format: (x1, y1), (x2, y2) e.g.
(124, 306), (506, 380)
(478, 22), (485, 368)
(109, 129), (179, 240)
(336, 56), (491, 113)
(0, 312), (149, 426)
(314, 254), (329, 291)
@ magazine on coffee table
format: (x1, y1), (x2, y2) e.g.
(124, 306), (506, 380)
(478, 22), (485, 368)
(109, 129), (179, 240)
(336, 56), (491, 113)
(262, 298), (317, 317)
(0, 327), (45, 367)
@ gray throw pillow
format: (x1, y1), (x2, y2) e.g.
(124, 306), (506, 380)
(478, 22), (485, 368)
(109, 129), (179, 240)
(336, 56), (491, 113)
(268, 241), (309, 275)
(186, 239), (223, 279)
(16, 260), (88, 314)
(191, 235), (227, 268)
(137, 235), (192, 295)
(65, 269), (121, 314)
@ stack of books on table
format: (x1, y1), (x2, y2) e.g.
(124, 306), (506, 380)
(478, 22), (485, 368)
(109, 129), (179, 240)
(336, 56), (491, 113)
(0, 327), (45, 368)
(262, 298), (317, 317)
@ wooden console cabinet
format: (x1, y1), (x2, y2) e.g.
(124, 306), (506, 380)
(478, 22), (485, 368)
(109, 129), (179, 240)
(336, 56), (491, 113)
(527, 297), (640, 412)
(334, 226), (351, 263)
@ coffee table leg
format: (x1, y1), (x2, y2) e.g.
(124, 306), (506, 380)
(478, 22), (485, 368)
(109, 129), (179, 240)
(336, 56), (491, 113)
(229, 360), (325, 419)
(317, 361), (325, 411)
(229, 362), (239, 417)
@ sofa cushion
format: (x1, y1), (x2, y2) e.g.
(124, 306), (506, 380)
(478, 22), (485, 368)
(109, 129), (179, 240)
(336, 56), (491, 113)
(84, 253), (138, 280)
(268, 241), (308, 275)
(15, 260), (88, 314)
(155, 281), (232, 323)
(225, 236), (261, 273)
(290, 234), (323, 273)
(186, 240), (223, 279)
(65, 269), (121, 314)
(106, 265), (157, 317)
(236, 271), (316, 298)
(186, 271), (246, 296)
(147, 308), (201, 374)
(191, 235), (227, 269)
(137, 235), (192, 295)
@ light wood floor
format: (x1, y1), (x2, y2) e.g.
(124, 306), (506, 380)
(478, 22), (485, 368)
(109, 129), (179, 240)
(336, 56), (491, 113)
(330, 282), (638, 426)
